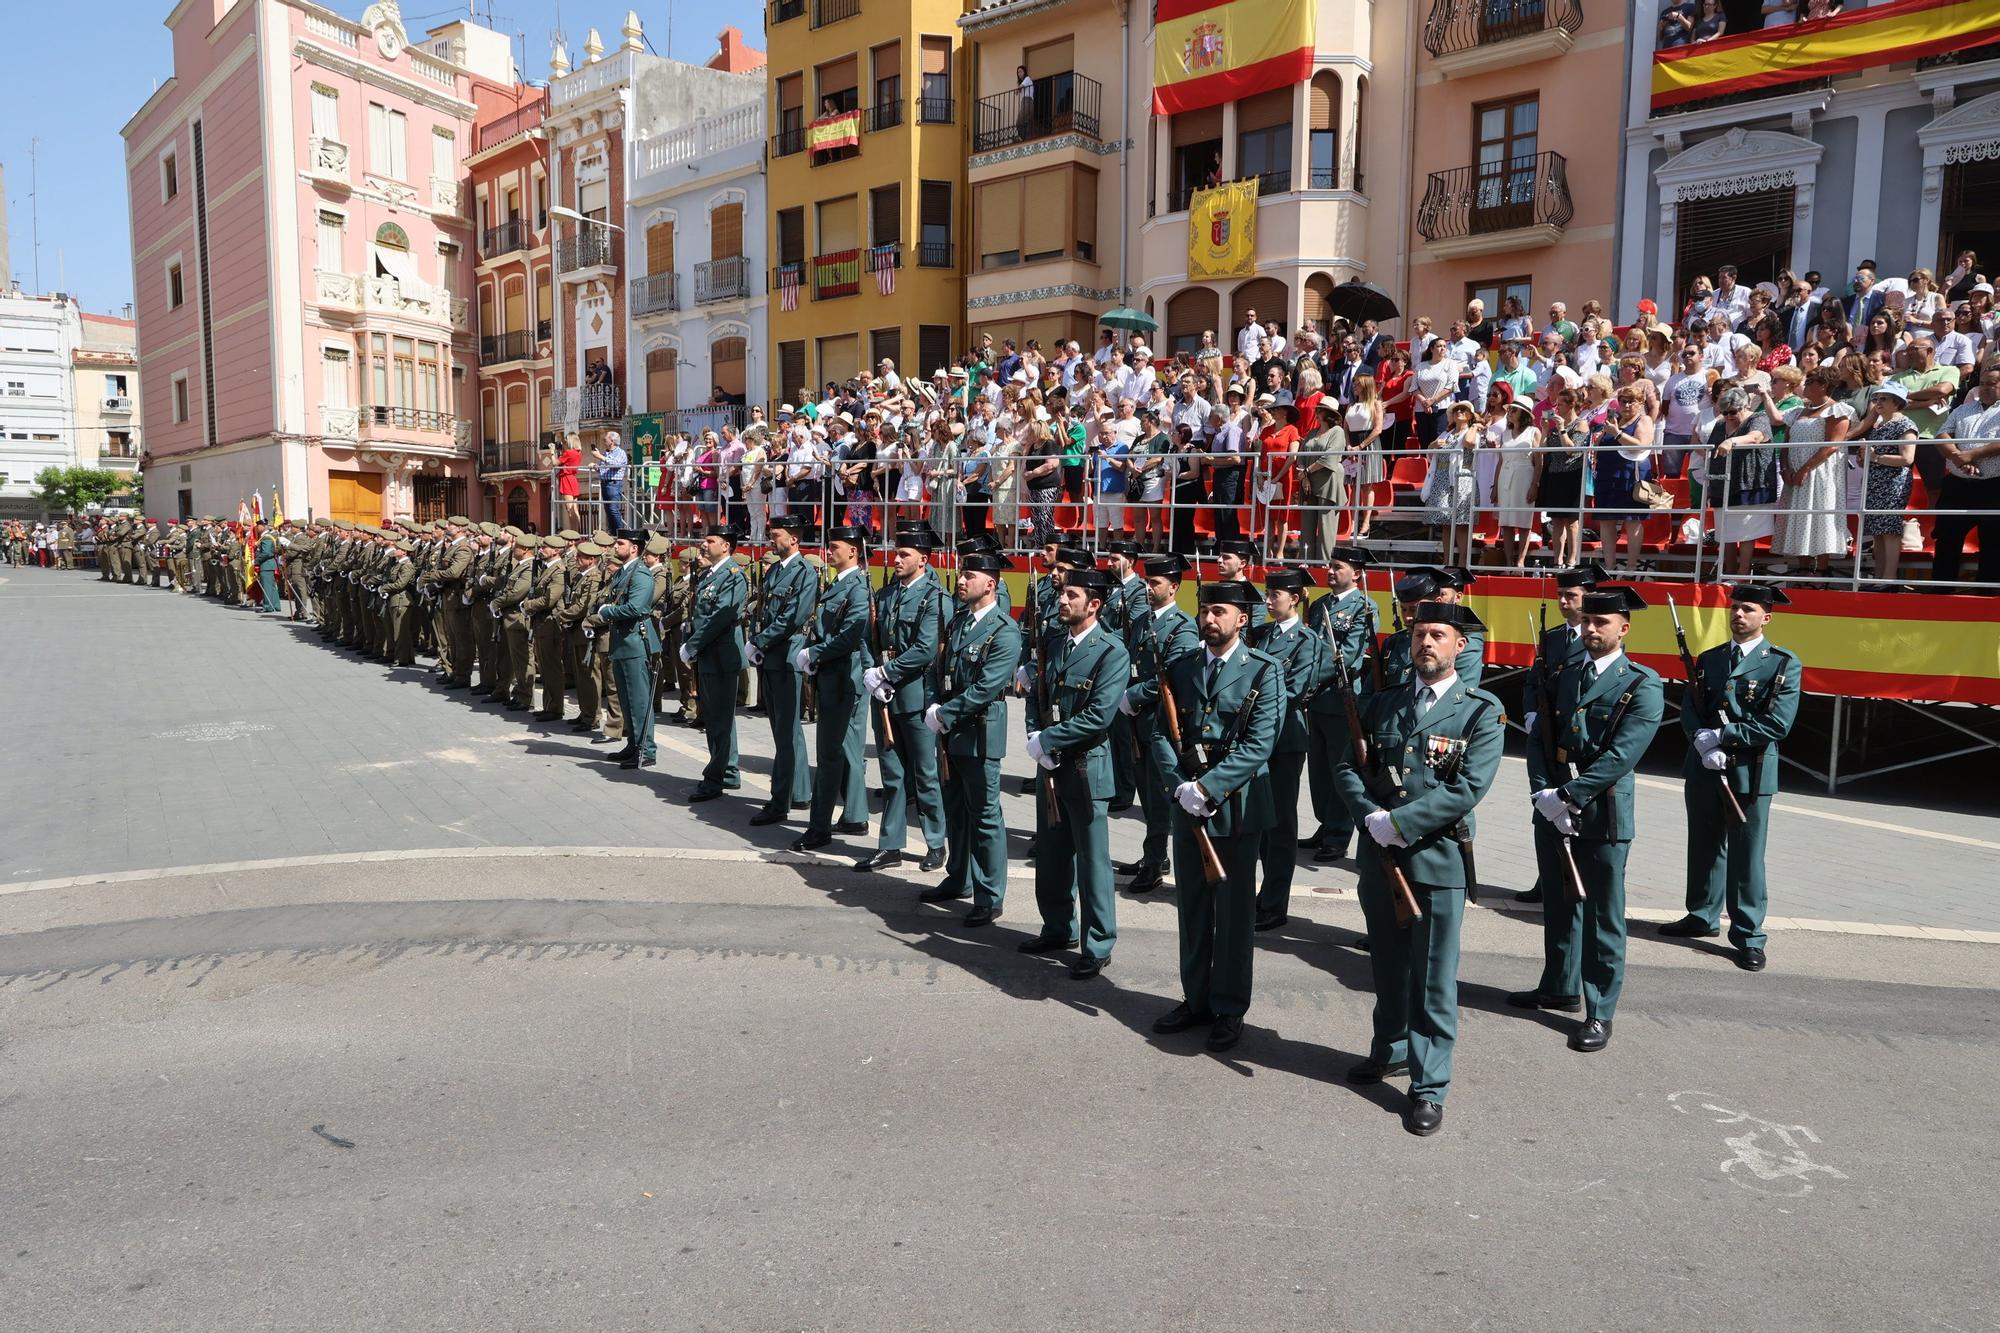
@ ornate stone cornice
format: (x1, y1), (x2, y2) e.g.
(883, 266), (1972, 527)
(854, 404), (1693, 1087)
(968, 282), (1124, 310)
(292, 38), (475, 120)
(969, 134), (1131, 171)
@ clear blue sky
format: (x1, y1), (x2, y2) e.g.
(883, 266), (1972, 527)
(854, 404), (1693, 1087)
(0, 0), (756, 315)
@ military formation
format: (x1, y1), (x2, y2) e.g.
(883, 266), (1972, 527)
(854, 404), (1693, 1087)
(87, 513), (1803, 1138)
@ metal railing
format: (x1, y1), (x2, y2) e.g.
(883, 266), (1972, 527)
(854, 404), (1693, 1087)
(553, 383), (626, 425)
(1423, 0), (1583, 59)
(480, 330), (535, 364)
(480, 439), (547, 473)
(555, 228), (615, 273)
(917, 94), (954, 125)
(361, 405), (456, 434)
(867, 98), (903, 132)
(812, 0), (859, 27)
(972, 72), (1102, 152)
(695, 255), (752, 304)
(631, 271), (680, 316)
(773, 125), (805, 158)
(916, 240), (953, 268)
(481, 219), (529, 258)
(1416, 150), (1573, 243)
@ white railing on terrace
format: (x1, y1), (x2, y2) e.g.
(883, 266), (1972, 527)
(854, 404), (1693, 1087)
(303, 13), (359, 49)
(410, 52), (457, 87)
(550, 50), (639, 107)
(639, 102), (765, 175)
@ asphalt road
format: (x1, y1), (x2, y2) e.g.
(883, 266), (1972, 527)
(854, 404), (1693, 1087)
(2, 853), (1995, 1330)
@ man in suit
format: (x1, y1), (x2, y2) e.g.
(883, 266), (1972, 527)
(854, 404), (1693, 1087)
(747, 515), (819, 826)
(858, 521), (950, 872)
(1660, 584), (1802, 972)
(1334, 601), (1506, 1136)
(1305, 546), (1378, 864)
(1249, 568), (1326, 932)
(1847, 260), (1885, 328)
(1508, 586), (1664, 1054)
(1021, 569), (1132, 979)
(920, 550), (1024, 925)
(1115, 553), (1202, 894)
(1779, 278), (1822, 353)
(793, 526), (875, 851)
(1150, 580), (1286, 1051)
(681, 522), (748, 803)
(1514, 561), (1606, 903)
(597, 529), (662, 770)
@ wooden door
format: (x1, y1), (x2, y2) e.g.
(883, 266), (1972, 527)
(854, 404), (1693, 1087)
(328, 469), (384, 526)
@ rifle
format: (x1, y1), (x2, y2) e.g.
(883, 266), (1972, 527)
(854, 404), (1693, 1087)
(1667, 596), (1747, 826)
(1157, 658), (1225, 885)
(869, 566), (897, 750)
(1033, 611), (1062, 827)
(1528, 612), (1588, 904)
(933, 580), (952, 784)
(1359, 571), (1384, 693)
(1333, 649), (1422, 926)
(1390, 591), (1405, 635)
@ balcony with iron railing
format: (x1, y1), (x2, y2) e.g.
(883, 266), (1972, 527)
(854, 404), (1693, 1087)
(1423, 0), (1582, 77)
(812, 0), (859, 28)
(695, 256), (752, 304)
(479, 330), (536, 365)
(556, 227), (616, 274)
(631, 271), (681, 316)
(482, 218), (529, 259)
(773, 125), (806, 158)
(553, 382), (626, 425)
(1416, 150), (1573, 258)
(359, 405), (459, 436)
(867, 98), (903, 133)
(972, 73), (1102, 153)
(772, 261), (805, 301)
(917, 93), (954, 125)
(916, 240), (953, 269)
(812, 250), (861, 300)
(481, 439), (548, 473)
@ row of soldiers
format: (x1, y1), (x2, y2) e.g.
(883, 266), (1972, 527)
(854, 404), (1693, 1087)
(156, 514), (1803, 1138)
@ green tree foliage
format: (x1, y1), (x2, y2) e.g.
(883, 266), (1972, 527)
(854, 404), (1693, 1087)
(33, 466), (125, 514)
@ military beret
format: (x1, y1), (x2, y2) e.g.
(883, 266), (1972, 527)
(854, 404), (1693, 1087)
(478, 521), (500, 537)
(517, 534), (541, 550)
(676, 546), (700, 563)
(556, 528), (583, 541)
(391, 542), (412, 556)
(447, 514), (471, 526)
(1264, 568), (1311, 594)
(644, 533), (671, 556)
(503, 525), (524, 539)
(576, 541), (605, 557)
(1198, 581), (1259, 608)
(1413, 601), (1484, 633)
(1580, 585), (1647, 616)
(592, 528), (615, 545)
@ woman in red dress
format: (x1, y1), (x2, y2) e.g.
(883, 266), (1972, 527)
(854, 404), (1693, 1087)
(1254, 395), (1302, 560)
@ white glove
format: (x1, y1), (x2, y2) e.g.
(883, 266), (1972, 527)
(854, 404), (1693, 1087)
(871, 683), (892, 704)
(1522, 710), (1538, 735)
(1117, 691), (1136, 717)
(1702, 747), (1730, 771)
(678, 644), (694, 665)
(1695, 727), (1722, 751)
(461, 593), (472, 606)
(1364, 809), (1408, 848)
(1551, 805), (1580, 836)
(596, 604), (613, 618)
(1014, 665), (1031, 692)
(792, 648), (812, 674)
(747, 645), (765, 666)
(1532, 788), (1569, 824)
(862, 666), (886, 694)
(923, 703), (945, 735)
(1025, 731), (1045, 765)
(1175, 781), (1214, 817)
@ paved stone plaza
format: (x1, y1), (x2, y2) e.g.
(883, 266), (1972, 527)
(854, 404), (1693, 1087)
(2, 573), (1996, 1328)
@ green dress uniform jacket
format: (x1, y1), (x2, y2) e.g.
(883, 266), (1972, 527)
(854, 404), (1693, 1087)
(750, 553), (821, 815)
(1250, 617), (1325, 920)
(934, 603), (1023, 911)
(1122, 604), (1202, 869)
(381, 554), (418, 665)
(1152, 642), (1286, 1018)
(1334, 676), (1506, 1103)
(1304, 587), (1378, 851)
(804, 568), (873, 838)
(1524, 652), (1664, 1020)
(558, 563), (604, 726)
(686, 559), (747, 794)
(600, 558), (663, 761)
(1679, 638), (1801, 950)
(524, 555), (568, 718)
(1024, 622), (1131, 960)
(872, 570), (950, 853)
(1103, 573), (1149, 806)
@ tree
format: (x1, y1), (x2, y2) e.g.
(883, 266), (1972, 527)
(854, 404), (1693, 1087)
(33, 466), (125, 515)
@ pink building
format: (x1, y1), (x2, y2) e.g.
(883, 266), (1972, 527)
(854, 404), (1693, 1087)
(122, 0), (514, 527)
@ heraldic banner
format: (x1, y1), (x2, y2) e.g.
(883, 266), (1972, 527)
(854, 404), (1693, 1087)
(1152, 0), (1315, 116)
(1188, 179), (1259, 281)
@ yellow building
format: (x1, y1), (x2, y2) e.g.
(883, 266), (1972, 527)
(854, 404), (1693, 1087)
(765, 0), (967, 400)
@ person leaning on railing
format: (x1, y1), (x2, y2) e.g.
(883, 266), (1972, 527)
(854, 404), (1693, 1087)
(1933, 361), (2000, 587)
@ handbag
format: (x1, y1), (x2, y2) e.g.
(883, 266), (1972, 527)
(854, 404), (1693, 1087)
(1633, 477), (1674, 510)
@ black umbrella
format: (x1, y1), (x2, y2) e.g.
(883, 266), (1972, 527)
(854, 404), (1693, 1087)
(1323, 279), (1399, 325)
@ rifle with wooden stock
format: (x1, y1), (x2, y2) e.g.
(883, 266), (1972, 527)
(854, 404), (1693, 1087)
(1529, 611), (1588, 905)
(1360, 570), (1384, 692)
(1157, 660), (1225, 886)
(1668, 596), (1747, 826)
(1333, 648), (1422, 926)
(869, 563), (896, 749)
(1033, 607), (1062, 827)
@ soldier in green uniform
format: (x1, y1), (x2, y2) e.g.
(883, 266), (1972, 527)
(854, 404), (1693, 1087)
(1335, 602), (1507, 1136)
(381, 539), (419, 665)
(428, 517), (477, 686)
(792, 526), (875, 850)
(1250, 568), (1327, 932)
(598, 529), (661, 769)
(558, 540), (606, 729)
(954, 532), (1012, 614)
(857, 521), (950, 872)
(56, 522), (76, 570)
(1208, 539), (1269, 629)
(165, 522), (192, 592)
(682, 522), (748, 803)
(1114, 553), (1201, 895)
(525, 534), (570, 718)
(644, 538), (677, 720)
(494, 533), (539, 709)
(1149, 580), (1286, 1051)
(1304, 547), (1378, 864)
(1659, 583), (1802, 972)
(747, 515), (819, 826)
(919, 550), (1022, 925)
(1020, 569), (1132, 979)
(1513, 561), (1605, 902)
(1508, 586), (1664, 1054)
(1100, 540), (1148, 812)
(254, 525), (281, 613)
(1378, 567), (1484, 691)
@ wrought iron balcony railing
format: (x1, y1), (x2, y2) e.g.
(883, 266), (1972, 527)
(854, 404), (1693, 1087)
(695, 256), (752, 304)
(972, 72), (1102, 153)
(630, 271), (680, 316)
(1423, 0), (1583, 60)
(1416, 150), (1573, 243)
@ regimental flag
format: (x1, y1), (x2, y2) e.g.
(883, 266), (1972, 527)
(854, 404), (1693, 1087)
(272, 486), (284, 528)
(1188, 178), (1259, 280)
(807, 109), (861, 153)
(870, 245), (897, 296)
(1152, 0), (1315, 116)
(1652, 0), (2000, 111)
(252, 489), (264, 524)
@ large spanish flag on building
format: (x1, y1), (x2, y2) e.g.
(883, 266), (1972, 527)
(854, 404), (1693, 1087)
(1652, 0), (2000, 112)
(1152, 0), (1315, 116)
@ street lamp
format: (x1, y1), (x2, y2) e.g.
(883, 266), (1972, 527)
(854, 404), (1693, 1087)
(549, 205), (623, 231)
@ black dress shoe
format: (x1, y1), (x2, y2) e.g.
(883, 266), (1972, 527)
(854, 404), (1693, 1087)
(1346, 1058), (1410, 1084)
(1017, 934), (1078, 955)
(1107, 798), (1134, 813)
(1569, 1018), (1612, 1053)
(854, 849), (904, 872)
(919, 885), (971, 903)
(835, 820), (870, 835)
(918, 846), (946, 873)
(1506, 989), (1582, 1012)
(749, 809), (788, 826)
(1404, 1098), (1444, 1136)
(1658, 914), (1721, 938)
(637, 755), (655, 768)
(1127, 863), (1167, 894)
(1204, 1015), (1243, 1051)
(1151, 1002), (1214, 1034)
(607, 747), (636, 762)
(1512, 887), (1541, 904)
(688, 788), (724, 804)
(1302, 827), (1327, 850)
(1313, 842), (1349, 864)
(619, 757), (640, 770)
(790, 832), (833, 852)
(1115, 859), (1145, 876)
(1735, 946), (1767, 972)
(1068, 955), (1107, 980)
(964, 904), (1001, 927)
(593, 734), (622, 745)
(1253, 912), (1289, 933)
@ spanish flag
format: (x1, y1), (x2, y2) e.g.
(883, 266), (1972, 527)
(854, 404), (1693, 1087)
(1652, 0), (2000, 112)
(807, 110), (861, 153)
(1152, 0), (1315, 116)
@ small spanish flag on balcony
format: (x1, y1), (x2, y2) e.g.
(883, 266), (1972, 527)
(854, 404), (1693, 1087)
(1152, 0), (1316, 116)
(1652, 0), (2000, 112)
(807, 109), (861, 153)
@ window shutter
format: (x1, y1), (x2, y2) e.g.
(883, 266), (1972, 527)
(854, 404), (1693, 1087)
(920, 181), (951, 229)
(1309, 79), (1335, 131)
(711, 203), (743, 260)
(920, 37), (950, 76)
(779, 341), (807, 403)
(978, 177), (1023, 263)
(1236, 88), (1291, 134)
(871, 185), (901, 247)
(1074, 167), (1097, 259)
(647, 222), (674, 274)
(1023, 172), (1064, 260)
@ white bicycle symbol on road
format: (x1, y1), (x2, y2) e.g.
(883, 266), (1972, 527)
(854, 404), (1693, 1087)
(1669, 1090), (1850, 1198)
